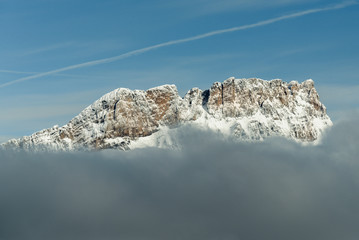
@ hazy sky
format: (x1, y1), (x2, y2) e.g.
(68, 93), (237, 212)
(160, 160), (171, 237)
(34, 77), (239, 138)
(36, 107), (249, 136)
(0, 0), (358, 140)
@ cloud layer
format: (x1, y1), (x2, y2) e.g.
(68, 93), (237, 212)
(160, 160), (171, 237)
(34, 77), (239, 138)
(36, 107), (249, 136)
(0, 115), (359, 240)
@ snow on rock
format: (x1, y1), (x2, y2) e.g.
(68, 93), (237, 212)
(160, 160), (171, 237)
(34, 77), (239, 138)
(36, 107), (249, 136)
(2, 77), (332, 151)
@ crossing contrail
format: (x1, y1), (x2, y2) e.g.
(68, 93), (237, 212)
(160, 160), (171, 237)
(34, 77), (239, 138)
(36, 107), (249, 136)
(0, 1), (356, 89)
(0, 70), (38, 74)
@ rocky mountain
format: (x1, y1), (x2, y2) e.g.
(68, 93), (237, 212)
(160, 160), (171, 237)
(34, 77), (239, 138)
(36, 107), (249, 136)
(2, 77), (332, 151)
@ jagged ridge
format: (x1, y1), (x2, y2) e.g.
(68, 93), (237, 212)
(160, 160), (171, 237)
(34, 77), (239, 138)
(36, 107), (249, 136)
(2, 77), (332, 151)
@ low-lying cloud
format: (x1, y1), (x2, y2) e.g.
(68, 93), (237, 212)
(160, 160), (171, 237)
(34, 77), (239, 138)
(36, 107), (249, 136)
(1, 116), (359, 240)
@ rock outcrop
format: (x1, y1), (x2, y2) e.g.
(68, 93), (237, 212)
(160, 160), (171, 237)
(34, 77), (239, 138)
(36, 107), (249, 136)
(2, 77), (332, 151)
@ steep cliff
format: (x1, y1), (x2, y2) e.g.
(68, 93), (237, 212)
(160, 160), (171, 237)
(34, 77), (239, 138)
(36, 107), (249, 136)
(2, 77), (332, 151)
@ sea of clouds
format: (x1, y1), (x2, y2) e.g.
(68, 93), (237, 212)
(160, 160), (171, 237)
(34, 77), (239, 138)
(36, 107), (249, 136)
(1, 115), (359, 240)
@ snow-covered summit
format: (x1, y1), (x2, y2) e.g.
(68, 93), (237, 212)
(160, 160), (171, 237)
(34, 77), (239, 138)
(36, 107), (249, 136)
(2, 77), (332, 151)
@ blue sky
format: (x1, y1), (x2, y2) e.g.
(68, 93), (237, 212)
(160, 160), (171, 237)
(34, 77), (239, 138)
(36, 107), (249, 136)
(0, 0), (358, 141)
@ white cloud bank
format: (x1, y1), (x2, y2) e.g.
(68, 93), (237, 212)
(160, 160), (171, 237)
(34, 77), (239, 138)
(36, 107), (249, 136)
(0, 115), (359, 240)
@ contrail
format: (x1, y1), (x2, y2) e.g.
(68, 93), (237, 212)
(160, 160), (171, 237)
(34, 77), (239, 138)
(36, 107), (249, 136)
(0, 1), (356, 89)
(0, 70), (37, 74)
(0, 69), (93, 78)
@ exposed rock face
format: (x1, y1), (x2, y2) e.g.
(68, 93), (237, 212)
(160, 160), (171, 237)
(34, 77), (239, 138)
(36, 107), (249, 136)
(2, 77), (332, 151)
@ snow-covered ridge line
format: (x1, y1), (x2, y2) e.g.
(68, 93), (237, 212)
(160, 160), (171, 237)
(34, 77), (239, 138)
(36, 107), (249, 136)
(2, 77), (332, 151)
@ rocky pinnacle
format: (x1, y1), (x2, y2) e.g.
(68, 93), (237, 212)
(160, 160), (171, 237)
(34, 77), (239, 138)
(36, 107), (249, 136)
(2, 77), (332, 151)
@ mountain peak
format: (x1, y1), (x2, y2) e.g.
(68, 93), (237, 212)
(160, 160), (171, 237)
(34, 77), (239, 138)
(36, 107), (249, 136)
(2, 77), (332, 151)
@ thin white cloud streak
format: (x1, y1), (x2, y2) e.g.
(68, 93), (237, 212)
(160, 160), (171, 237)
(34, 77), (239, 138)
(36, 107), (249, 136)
(0, 70), (37, 74)
(0, 1), (356, 89)
(20, 42), (75, 57)
(0, 69), (96, 78)
(170, 0), (320, 16)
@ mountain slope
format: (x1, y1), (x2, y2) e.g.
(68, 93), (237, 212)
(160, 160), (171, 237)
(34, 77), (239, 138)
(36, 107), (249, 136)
(2, 77), (332, 151)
